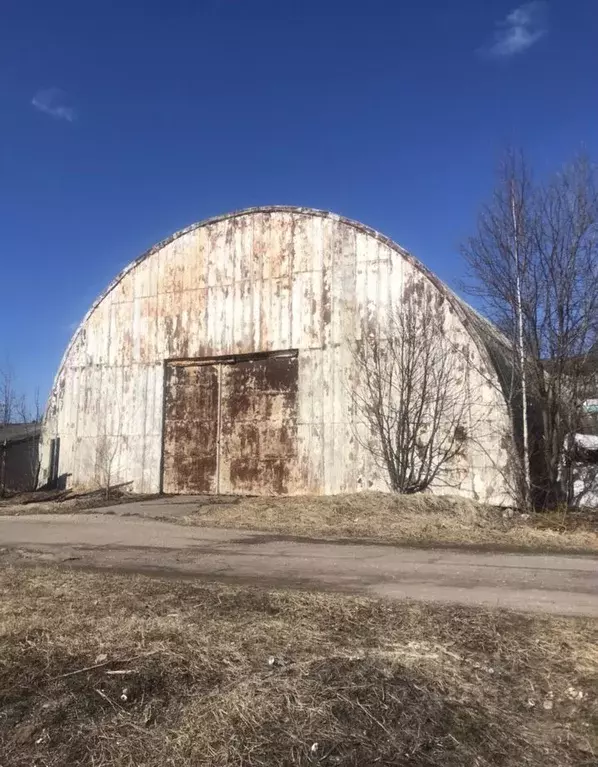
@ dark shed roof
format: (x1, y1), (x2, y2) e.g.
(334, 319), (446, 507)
(0, 423), (41, 446)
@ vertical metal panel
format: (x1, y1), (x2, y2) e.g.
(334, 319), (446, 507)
(173, 288), (203, 359)
(109, 270), (133, 304)
(70, 369), (83, 482)
(85, 296), (111, 366)
(206, 220), (228, 287)
(253, 211), (272, 282)
(251, 274), (262, 352)
(291, 214), (317, 273)
(388, 251), (405, 310)
(297, 423), (323, 493)
(141, 363), (162, 493)
(160, 240), (185, 295)
(329, 221), (355, 347)
(271, 278), (291, 350)
(319, 216), (334, 351)
(162, 362), (219, 494)
(183, 228), (208, 292)
(221, 283), (235, 353)
(232, 213), (253, 284)
(155, 292), (171, 360)
(219, 354), (298, 495)
(258, 278), (273, 351)
(133, 254), (154, 299)
(321, 344), (337, 494)
(269, 211), (294, 279)
(139, 295), (158, 363)
(233, 281), (252, 353)
(206, 286), (221, 352)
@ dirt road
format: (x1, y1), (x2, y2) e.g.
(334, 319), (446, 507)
(1, 511), (597, 616)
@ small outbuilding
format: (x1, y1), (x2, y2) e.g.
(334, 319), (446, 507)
(0, 423), (41, 494)
(40, 207), (520, 504)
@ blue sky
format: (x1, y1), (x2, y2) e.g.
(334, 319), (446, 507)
(1, 0), (597, 406)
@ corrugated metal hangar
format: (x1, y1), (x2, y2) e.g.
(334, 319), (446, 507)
(40, 207), (517, 503)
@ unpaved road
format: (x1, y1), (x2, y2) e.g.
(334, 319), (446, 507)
(1, 512), (597, 616)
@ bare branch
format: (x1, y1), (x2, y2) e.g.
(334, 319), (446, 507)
(462, 150), (598, 508)
(351, 288), (470, 494)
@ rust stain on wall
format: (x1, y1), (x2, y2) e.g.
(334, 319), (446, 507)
(219, 354), (298, 494)
(162, 362), (219, 494)
(162, 353), (298, 496)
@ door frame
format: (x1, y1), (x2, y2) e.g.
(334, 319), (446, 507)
(159, 349), (298, 495)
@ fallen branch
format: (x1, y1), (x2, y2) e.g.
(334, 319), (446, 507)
(105, 669), (138, 676)
(95, 688), (119, 712)
(49, 650), (160, 681)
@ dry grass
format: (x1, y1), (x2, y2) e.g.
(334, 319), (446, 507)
(2, 490), (598, 554)
(178, 492), (598, 553)
(0, 488), (159, 515)
(0, 567), (597, 766)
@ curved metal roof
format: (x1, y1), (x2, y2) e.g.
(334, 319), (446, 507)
(48, 206), (513, 408)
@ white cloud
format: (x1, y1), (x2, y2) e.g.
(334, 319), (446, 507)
(31, 87), (76, 122)
(483, 2), (547, 58)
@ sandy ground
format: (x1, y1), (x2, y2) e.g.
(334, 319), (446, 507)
(2, 507), (597, 616)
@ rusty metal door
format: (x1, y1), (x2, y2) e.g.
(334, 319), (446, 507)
(219, 354), (298, 495)
(162, 362), (219, 493)
(162, 353), (298, 496)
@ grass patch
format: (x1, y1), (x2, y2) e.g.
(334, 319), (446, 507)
(0, 566), (597, 765)
(177, 492), (598, 553)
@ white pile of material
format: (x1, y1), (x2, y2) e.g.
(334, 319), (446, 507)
(571, 433), (598, 508)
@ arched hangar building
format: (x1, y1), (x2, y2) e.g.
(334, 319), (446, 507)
(40, 207), (517, 504)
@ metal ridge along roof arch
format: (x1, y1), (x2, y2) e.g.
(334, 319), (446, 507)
(46, 206), (508, 416)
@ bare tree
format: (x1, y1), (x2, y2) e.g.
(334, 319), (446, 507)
(351, 292), (469, 494)
(0, 368), (41, 494)
(460, 152), (536, 507)
(95, 391), (124, 499)
(510, 173), (532, 505)
(463, 151), (598, 508)
(1, 366), (24, 426)
(0, 366), (40, 427)
(95, 374), (130, 499)
(16, 388), (42, 491)
(96, 431), (120, 499)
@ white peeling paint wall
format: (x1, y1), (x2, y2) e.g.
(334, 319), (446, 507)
(40, 209), (516, 504)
